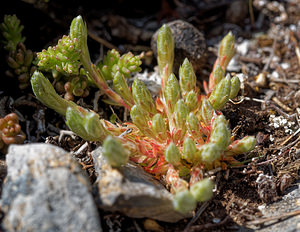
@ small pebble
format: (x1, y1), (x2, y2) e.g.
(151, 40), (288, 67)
(212, 218), (221, 224)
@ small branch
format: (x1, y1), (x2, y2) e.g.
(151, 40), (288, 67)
(271, 96), (293, 112)
(183, 201), (210, 232)
(263, 39), (277, 72)
(246, 209), (300, 226)
(190, 215), (230, 231)
(269, 77), (300, 84)
(88, 30), (118, 50)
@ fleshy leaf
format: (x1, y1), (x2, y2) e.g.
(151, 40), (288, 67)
(103, 135), (129, 168)
(209, 74), (231, 110)
(31, 71), (77, 116)
(229, 75), (240, 99)
(132, 79), (156, 116)
(165, 142), (181, 165)
(179, 58), (196, 98)
(157, 24), (174, 86)
(65, 106), (109, 141)
(172, 190), (197, 214)
(190, 178), (214, 202)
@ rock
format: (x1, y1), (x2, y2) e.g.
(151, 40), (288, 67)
(92, 147), (192, 223)
(151, 20), (206, 75)
(0, 143), (102, 232)
(225, 0), (248, 25)
(255, 179), (300, 232)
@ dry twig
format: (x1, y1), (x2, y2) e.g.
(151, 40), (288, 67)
(246, 209), (300, 226)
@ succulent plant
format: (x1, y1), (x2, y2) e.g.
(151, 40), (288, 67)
(1, 15), (36, 89)
(97, 49), (142, 80)
(31, 15), (256, 214)
(36, 18), (142, 100)
(0, 14), (25, 52)
(0, 113), (26, 153)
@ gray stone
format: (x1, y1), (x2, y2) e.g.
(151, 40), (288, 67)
(1, 143), (102, 232)
(92, 147), (192, 223)
(254, 179), (300, 232)
(151, 20), (206, 75)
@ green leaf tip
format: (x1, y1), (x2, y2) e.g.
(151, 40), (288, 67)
(218, 31), (235, 69)
(151, 113), (168, 141)
(179, 58), (196, 98)
(209, 74), (231, 110)
(165, 142), (181, 165)
(113, 71), (134, 106)
(190, 178), (214, 202)
(31, 71), (77, 116)
(103, 135), (129, 168)
(132, 79), (156, 116)
(157, 24), (174, 82)
(182, 137), (197, 163)
(172, 190), (196, 214)
(164, 73), (180, 115)
(65, 106), (109, 142)
(198, 143), (221, 163)
(229, 136), (256, 154)
(130, 105), (154, 138)
(69, 15), (87, 50)
(229, 75), (241, 99)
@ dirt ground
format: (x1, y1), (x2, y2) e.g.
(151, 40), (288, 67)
(0, 0), (300, 231)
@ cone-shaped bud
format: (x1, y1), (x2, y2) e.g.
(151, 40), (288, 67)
(218, 31), (235, 69)
(190, 178), (214, 202)
(198, 143), (221, 163)
(199, 97), (214, 126)
(185, 91), (198, 112)
(164, 142), (181, 165)
(209, 64), (225, 91)
(210, 115), (231, 151)
(174, 99), (189, 130)
(151, 113), (168, 141)
(209, 74), (231, 110)
(182, 137), (197, 163)
(130, 105), (154, 138)
(186, 112), (203, 140)
(229, 136), (256, 154)
(69, 15), (87, 52)
(31, 71), (77, 116)
(172, 190), (197, 214)
(157, 24), (174, 81)
(211, 114), (227, 130)
(132, 79), (156, 115)
(65, 106), (109, 141)
(102, 135), (129, 168)
(164, 73), (180, 115)
(179, 58), (196, 98)
(229, 75), (240, 99)
(113, 71), (134, 106)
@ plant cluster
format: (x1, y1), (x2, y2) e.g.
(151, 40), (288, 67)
(31, 16), (256, 214)
(0, 113), (26, 153)
(0, 14), (36, 89)
(36, 32), (142, 101)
